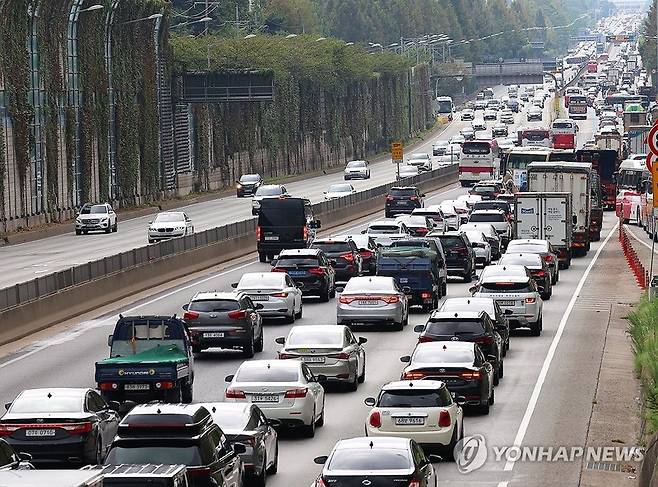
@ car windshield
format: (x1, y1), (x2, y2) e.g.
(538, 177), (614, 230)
(474, 202), (509, 213)
(256, 186), (282, 196)
(287, 329), (344, 347)
(235, 366), (299, 382)
(378, 389), (449, 408)
(277, 257), (320, 267)
(480, 282), (532, 292)
(413, 347), (474, 363)
(239, 274), (284, 288)
(154, 213), (184, 223)
(462, 142), (491, 155)
(343, 278), (395, 294)
(389, 188), (416, 197)
(327, 184), (352, 193)
(409, 154), (428, 160)
(470, 213), (504, 223)
(328, 449), (412, 470)
(106, 446), (202, 466)
(346, 161), (366, 168)
(426, 320), (485, 334)
(367, 225), (400, 234)
(110, 320), (186, 357)
(80, 205), (107, 214)
(553, 122), (573, 129)
(313, 242), (351, 253)
(10, 393), (82, 413)
(189, 299), (240, 312)
(240, 175), (260, 183)
(437, 236), (465, 249)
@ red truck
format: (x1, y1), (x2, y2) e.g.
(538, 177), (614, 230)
(575, 149), (619, 210)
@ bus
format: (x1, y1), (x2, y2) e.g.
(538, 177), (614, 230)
(518, 127), (551, 148)
(616, 158), (650, 224)
(550, 119), (577, 149)
(502, 146), (552, 190)
(435, 96), (454, 121)
(458, 139), (500, 186)
(568, 95), (588, 120)
(564, 87), (583, 107)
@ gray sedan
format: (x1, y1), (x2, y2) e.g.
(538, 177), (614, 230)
(275, 325), (367, 390)
(336, 276), (408, 330)
(233, 272), (303, 323)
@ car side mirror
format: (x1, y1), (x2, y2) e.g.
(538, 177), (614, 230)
(469, 285), (478, 294)
(314, 456), (329, 465)
(335, 286), (345, 293)
(182, 304), (189, 311)
(255, 303), (264, 310)
(267, 418), (282, 428)
(329, 259), (337, 266)
(275, 337), (285, 345)
(487, 354), (497, 362)
(4, 402), (11, 411)
(148, 221), (153, 225)
(504, 309), (513, 315)
(402, 286), (412, 294)
(364, 397), (377, 407)
(572, 215), (577, 225)
(107, 334), (113, 347)
(225, 375), (235, 383)
(233, 443), (247, 454)
(400, 355), (411, 363)
(413, 324), (425, 333)
(358, 337), (368, 345)
(316, 374), (328, 384)
(231, 283), (238, 289)
(455, 395), (467, 406)
(270, 260), (277, 267)
(360, 230), (367, 234)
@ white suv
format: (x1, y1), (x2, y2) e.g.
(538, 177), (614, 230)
(468, 209), (512, 248)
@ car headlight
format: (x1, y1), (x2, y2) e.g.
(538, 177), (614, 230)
(237, 184), (242, 189)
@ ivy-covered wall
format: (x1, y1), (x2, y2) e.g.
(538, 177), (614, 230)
(172, 35), (434, 192)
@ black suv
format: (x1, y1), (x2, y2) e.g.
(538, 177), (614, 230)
(101, 464), (189, 487)
(311, 237), (362, 281)
(271, 248), (336, 301)
(385, 186), (424, 217)
(236, 173), (263, 197)
(428, 231), (476, 282)
(105, 403), (244, 487)
(414, 310), (504, 386)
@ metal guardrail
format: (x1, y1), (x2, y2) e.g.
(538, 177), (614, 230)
(0, 165), (457, 312)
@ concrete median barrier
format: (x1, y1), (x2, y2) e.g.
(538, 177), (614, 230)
(0, 165), (457, 346)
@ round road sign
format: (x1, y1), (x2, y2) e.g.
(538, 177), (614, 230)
(646, 152), (657, 172)
(649, 123), (658, 156)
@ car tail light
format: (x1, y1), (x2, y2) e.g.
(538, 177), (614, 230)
(403, 371), (426, 380)
(339, 295), (356, 304)
(361, 250), (373, 259)
(455, 247), (468, 255)
(460, 371), (481, 380)
(225, 388), (246, 399)
(271, 268), (287, 273)
(187, 467), (212, 478)
(421, 292), (432, 299)
(328, 352), (350, 360)
(284, 388), (308, 398)
(278, 352), (294, 359)
(418, 335), (434, 343)
(0, 424), (21, 437)
(340, 252), (354, 263)
(59, 422), (93, 434)
(183, 311), (199, 320)
(407, 481), (421, 487)
(382, 295), (400, 304)
(543, 254), (554, 262)
(154, 381), (175, 390)
(228, 310), (247, 319)
(525, 297), (536, 304)
(475, 336), (493, 345)
(303, 226), (309, 241)
(438, 410), (451, 428)
(533, 271), (546, 277)
(271, 292), (289, 298)
(256, 226), (261, 241)
(308, 267), (326, 276)
(99, 382), (119, 391)
(369, 411), (382, 428)
(416, 227), (429, 235)
(315, 479), (329, 487)
(409, 196), (419, 201)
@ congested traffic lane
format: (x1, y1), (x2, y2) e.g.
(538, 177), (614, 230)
(0, 85), (546, 289)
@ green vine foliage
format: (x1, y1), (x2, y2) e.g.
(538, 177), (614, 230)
(172, 34), (431, 190)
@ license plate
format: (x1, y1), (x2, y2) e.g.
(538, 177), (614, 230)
(204, 332), (225, 338)
(250, 295), (269, 301)
(358, 300), (378, 306)
(264, 236), (279, 241)
(288, 270), (306, 277)
(399, 278), (409, 283)
(498, 300), (515, 306)
(302, 356), (325, 363)
(25, 429), (56, 437)
(395, 417), (425, 425)
(252, 394), (279, 403)
(125, 384), (150, 391)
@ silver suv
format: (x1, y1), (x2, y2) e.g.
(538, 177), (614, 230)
(468, 209), (512, 248)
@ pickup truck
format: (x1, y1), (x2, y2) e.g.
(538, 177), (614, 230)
(95, 315), (195, 404)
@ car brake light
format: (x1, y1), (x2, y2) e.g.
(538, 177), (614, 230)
(409, 196), (419, 201)
(315, 479), (329, 487)
(455, 247), (468, 255)
(308, 267), (326, 276)
(340, 252), (354, 263)
(225, 388), (246, 399)
(284, 388), (308, 398)
(533, 271), (545, 277)
(303, 226), (309, 241)
(278, 352), (294, 359)
(271, 268), (287, 273)
(543, 254), (554, 262)
(99, 382), (118, 391)
(525, 297), (536, 304)
(403, 371), (426, 380)
(416, 227), (429, 235)
(60, 422), (93, 434)
(339, 296), (355, 304)
(360, 250), (373, 259)
(256, 226), (261, 240)
(420, 292), (432, 299)
(183, 311), (199, 320)
(328, 352), (350, 360)
(418, 335), (434, 343)
(369, 411), (382, 428)
(0, 424), (21, 436)
(228, 310), (247, 319)
(408, 481), (421, 487)
(438, 410), (451, 428)
(383, 295), (400, 304)
(475, 336), (493, 345)
(460, 371), (481, 380)
(271, 292), (288, 298)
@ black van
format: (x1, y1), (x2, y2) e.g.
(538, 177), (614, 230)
(256, 198), (321, 262)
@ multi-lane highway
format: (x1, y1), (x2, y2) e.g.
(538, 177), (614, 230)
(0, 85), (551, 289)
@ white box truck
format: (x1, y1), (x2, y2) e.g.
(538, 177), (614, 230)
(514, 192), (573, 269)
(527, 161), (592, 256)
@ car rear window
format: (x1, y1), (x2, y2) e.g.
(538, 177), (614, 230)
(470, 213), (505, 222)
(368, 226), (400, 234)
(343, 278), (395, 293)
(481, 282), (532, 292)
(437, 236), (465, 249)
(389, 188), (416, 197)
(378, 389), (451, 408)
(426, 320), (485, 334)
(256, 186), (282, 196)
(106, 446), (202, 466)
(472, 186), (496, 193)
(287, 329), (343, 347)
(413, 347), (474, 363)
(189, 299), (240, 312)
(498, 255), (542, 267)
(328, 449), (412, 470)
(312, 242), (351, 253)
(474, 202), (510, 213)
(209, 410), (250, 430)
(257, 200), (306, 226)
(277, 257), (320, 267)
(10, 394), (82, 414)
(235, 366), (299, 382)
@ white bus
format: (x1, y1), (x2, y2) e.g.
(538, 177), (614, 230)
(458, 139), (500, 186)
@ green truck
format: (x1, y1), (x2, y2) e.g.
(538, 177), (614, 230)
(95, 315), (195, 404)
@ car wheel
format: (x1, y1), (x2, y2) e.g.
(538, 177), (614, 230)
(385, 211), (391, 218)
(347, 370), (358, 391)
(104, 227), (111, 234)
(75, 229), (82, 235)
(555, 270), (560, 283)
(480, 397), (490, 415)
(252, 455), (267, 487)
(489, 387), (495, 405)
(267, 440), (279, 474)
(148, 238), (154, 244)
(445, 427), (458, 462)
(531, 317), (542, 336)
(284, 310), (295, 324)
(316, 405), (325, 427)
(499, 360), (504, 379)
(358, 357), (366, 383)
(464, 272), (472, 283)
(295, 302), (303, 319)
(182, 380), (194, 404)
(83, 230), (88, 235)
(259, 252), (267, 263)
(330, 285), (336, 299)
(304, 410), (316, 438)
(112, 223), (118, 233)
(255, 329), (264, 353)
(320, 286), (330, 303)
(493, 367), (500, 386)
(192, 345), (202, 355)
(392, 317), (404, 331)
(441, 281), (447, 296)
(243, 337), (255, 358)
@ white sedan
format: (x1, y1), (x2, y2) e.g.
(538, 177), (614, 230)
(232, 272), (303, 323)
(224, 360), (326, 438)
(324, 183), (356, 200)
(147, 211), (193, 243)
(364, 380), (464, 458)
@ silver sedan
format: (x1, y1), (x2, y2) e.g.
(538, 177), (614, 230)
(275, 325), (367, 390)
(336, 276), (408, 330)
(233, 272), (303, 323)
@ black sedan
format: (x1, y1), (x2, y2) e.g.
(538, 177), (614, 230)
(201, 403), (278, 487)
(0, 388), (121, 466)
(313, 437), (439, 486)
(400, 341), (495, 414)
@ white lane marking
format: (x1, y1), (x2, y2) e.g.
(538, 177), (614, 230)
(625, 225), (657, 253)
(0, 182), (464, 369)
(502, 220), (618, 472)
